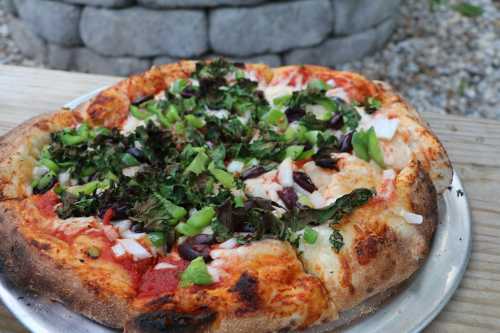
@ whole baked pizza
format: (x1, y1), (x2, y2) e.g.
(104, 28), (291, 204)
(0, 59), (452, 332)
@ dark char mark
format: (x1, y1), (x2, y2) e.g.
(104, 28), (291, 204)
(131, 308), (216, 333)
(229, 272), (260, 314)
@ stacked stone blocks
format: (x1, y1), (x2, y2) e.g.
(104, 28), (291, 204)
(7, 0), (400, 76)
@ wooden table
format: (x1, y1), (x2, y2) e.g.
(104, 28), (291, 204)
(0, 65), (499, 333)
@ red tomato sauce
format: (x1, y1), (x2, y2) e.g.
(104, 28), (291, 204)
(295, 158), (312, 169)
(137, 257), (188, 298)
(98, 240), (156, 288)
(33, 191), (59, 218)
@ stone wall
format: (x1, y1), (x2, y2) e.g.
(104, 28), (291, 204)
(6, 0), (400, 76)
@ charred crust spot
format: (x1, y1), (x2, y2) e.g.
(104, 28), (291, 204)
(145, 295), (174, 308)
(29, 239), (51, 251)
(355, 236), (379, 266)
(229, 272), (260, 313)
(131, 308), (216, 333)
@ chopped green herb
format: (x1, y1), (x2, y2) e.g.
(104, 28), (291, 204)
(303, 227), (318, 244)
(130, 105), (150, 120)
(184, 151), (209, 175)
(365, 97), (382, 114)
(329, 228), (344, 252)
(180, 257), (213, 287)
(187, 206), (216, 229)
(175, 222), (201, 236)
(148, 232), (166, 248)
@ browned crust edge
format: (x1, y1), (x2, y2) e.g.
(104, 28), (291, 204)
(0, 202), (131, 328)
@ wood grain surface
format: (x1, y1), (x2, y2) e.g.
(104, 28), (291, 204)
(0, 65), (499, 333)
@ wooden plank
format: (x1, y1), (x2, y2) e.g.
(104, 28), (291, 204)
(1, 65), (499, 332)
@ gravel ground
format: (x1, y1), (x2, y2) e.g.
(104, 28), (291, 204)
(0, 0), (499, 119)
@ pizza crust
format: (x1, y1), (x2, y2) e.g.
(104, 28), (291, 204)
(0, 110), (77, 200)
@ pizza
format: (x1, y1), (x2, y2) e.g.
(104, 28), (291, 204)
(0, 59), (452, 332)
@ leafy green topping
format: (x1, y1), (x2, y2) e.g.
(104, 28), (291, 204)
(352, 127), (385, 167)
(365, 97), (382, 114)
(294, 188), (375, 227)
(33, 58), (379, 252)
(303, 227), (318, 245)
(329, 228), (344, 253)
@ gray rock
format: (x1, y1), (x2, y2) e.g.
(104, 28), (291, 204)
(284, 17), (395, 66)
(210, 0), (333, 56)
(231, 54), (282, 67)
(14, 0), (82, 46)
(206, 54), (282, 67)
(139, 0), (265, 8)
(47, 43), (74, 70)
(4, 0), (18, 16)
(74, 48), (152, 76)
(61, 0), (134, 8)
(153, 56), (178, 66)
(7, 18), (47, 63)
(331, 0), (400, 35)
(80, 7), (207, 57)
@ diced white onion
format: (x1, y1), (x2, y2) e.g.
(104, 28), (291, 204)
(277, 158), (294, 187)
(383, 169), (396, 180)
(209, 249), (226, 259)
(237, 111), (251, 125)
(111, 243), (126, 257)
(227, 160), (245, 174)
(219, 238), (238, 249)
(154, 262), (177, 270)
(117, 239), (152, 261)
(134, 141), (143, 150)
(326, 88), (349, 102)
(121, 229), (146, 240)
(263, 84), (296, 105)
(205, 108), (230, 119)
(112, 220), (132, 234)
(190, 79), (200, 87)
(33, 166), (49, 178)
(207, 266), (221, 283)
(306, 104), (329, 120)
(58, 171), (71, 187)
(122, 166), (142, 177)
(401, 210), (424, 225)
(103, 225), (119, 241)
(201, 225), (214, 235)
(371, 118), (399, 140)
(121, 116), (145, 135)
(309, 191), (326, 209)
(244, 71), (258, 82)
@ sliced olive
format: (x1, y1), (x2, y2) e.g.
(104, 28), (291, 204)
(293, 172), (317, 193)
(241, 166), (266, 180)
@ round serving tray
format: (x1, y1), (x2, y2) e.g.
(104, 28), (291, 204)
(0, 90), (472, 333)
